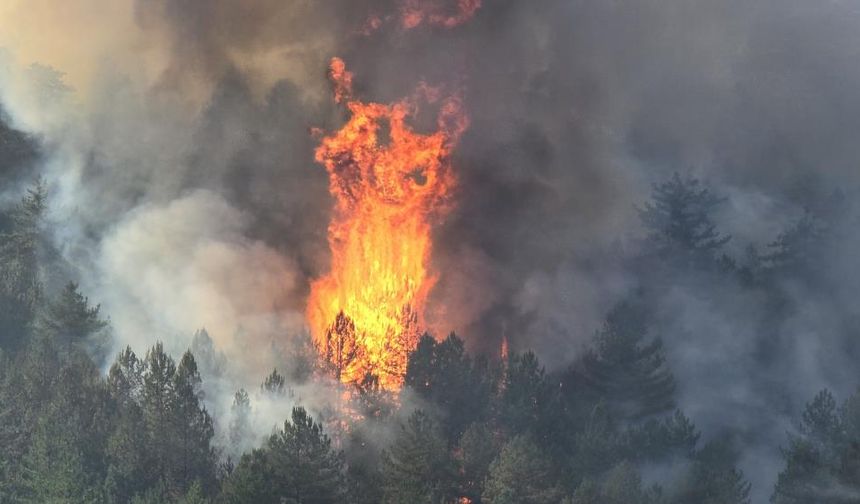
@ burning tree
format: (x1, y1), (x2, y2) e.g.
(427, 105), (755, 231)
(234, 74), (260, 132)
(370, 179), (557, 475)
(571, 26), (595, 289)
(322, 311), (362, 383)
(306, 58), (468, 390)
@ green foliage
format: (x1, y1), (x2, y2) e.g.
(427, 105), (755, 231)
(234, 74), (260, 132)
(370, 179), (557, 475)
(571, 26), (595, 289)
(638, 173), (730, 262)
(405, 333), (494, 441)
(285, 331), (317, 383)
(262, 368), (287, 396)
(220, 406), (346, 504)
(227, 388), (252, 460)
(142, 342), (178, 487)
(672, 439), (751, 504)
(457, 423), (499, 501)
(577, 301), (676, 423)
(570, 403), (625, 480)
(0, 175), (793, 503)
(218, 449), (271, 503)
(177, 481), (211, 504)
(0, 115), (38, 183)
(107, 345), (144, 406)
(36, 282), (107, 344)
(104, 344), (216, 501)
(16, 348), (112, 503)
(626, 410), (700, 461)
(0, 179), (47, 350)
(497, 351), (558, 441)
(482, 435), (565, 504)
(382, 410), (457, 504)
(570, 461), (661, 504)
(761, 214), (824, 277)
(771, 389), (860, 503)
(343, 425), (385, 504)
(190, 329), (227, 379)
(0, 352), (27, 501)
(172, 351), (217, 493)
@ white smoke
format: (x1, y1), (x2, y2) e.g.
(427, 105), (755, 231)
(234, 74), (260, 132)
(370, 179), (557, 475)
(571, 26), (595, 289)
(96, 190), (305, 366)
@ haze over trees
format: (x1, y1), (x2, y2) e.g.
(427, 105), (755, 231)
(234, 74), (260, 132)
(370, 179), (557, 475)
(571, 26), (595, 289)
(0, 120), (855, 502)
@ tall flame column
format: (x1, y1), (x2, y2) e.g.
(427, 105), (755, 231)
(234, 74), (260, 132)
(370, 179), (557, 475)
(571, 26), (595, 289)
(307, 58), (468, 390)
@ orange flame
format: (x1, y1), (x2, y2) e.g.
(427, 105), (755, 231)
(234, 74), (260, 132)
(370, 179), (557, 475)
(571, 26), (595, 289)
(361, 0), (481, 35)
(401, 0), (482, 29)
(307, 58), (468, 390)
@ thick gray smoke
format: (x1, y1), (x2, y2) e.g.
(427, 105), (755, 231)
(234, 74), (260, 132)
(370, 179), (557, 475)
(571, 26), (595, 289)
(2, 0), (860, 500)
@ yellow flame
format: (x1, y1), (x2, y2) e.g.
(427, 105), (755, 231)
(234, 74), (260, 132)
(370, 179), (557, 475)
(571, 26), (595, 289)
(307, 58), (467, 390)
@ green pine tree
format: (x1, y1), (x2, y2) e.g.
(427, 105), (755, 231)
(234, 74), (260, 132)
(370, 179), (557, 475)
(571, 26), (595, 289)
(171, 351), (216, 496)
(35, 282), (108, 357)
(772, 389), (857, 503)
(638, 172), (730, 264)
(382, 410), (457, 504)
(482, 435), (565, 504)
(577, 301), (676, 423)
(0, 179), (47, 350)
(404, 333), (494, 442)
(141, 342), (177, 496)
(220, 406), (346, 504)
(672, 439), (750, 504)
(457, 423), (499, 503)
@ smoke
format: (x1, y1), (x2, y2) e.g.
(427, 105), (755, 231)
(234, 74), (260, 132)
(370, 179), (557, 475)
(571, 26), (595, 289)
(96, 191), (304, 366)
(3, 0), (860, 499)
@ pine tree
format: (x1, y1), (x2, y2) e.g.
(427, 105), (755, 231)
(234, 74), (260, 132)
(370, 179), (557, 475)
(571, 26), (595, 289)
(382, 410), (457, 504)
(141, 342), (176, 494)
(228, 388), (252, 460)
(285, 331), (317, 383)
(761, 213), (824, 278)
(107, 346), (144, 406)
(104, 347), (151, 502)
(0, 179), (47, 349)
(20, 409), (100, 503)
(673, 439), (750, 504)
(497, 351), (558, 442)
(0, 115), (38, 183)
(404, 333), (494, 442)
(570, 480), (602, 504)
(323, 311), (360, 383)
(637, 173), (730, 265)
(457, 423), (498, 502)
(571, 403), (624, 481)
(177, 481), (210, 504)
(482, 435), (564, 504)
(343, 424), (385, 504)
(218, 449), (274, 504)
(190, 329), (227, 379)
(604, 461), (662, 504)
(171, 351), (216, 496)
(18, 354), (111, 504)
(626, 410), (699, 461)
(772, 389), (854, 503)
(273, 407), (346, 503)
(105, 402), (150, 503)
(262, 368), (287, 396)
(0, 353), (27, 501)
(35, 282), (108, 355)
(569, 461), (660, 504)
(576, 302), (676, 423)
(18, 330), (61, 409)
(220, 406), (346, 504)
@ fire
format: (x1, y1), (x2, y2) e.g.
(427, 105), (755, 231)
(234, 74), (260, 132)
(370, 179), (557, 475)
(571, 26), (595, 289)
(307, 58), (468, 390)
(361, 0), (481, 34)
(400, 0), (482, 29)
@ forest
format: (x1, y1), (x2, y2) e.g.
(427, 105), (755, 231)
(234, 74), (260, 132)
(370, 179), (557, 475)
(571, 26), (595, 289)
(1, 115), (856, 504)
